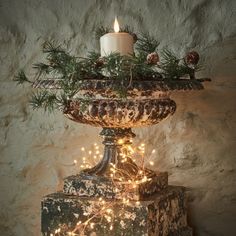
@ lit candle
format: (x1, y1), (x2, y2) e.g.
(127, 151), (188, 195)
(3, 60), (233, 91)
(100, 17), (134, 56)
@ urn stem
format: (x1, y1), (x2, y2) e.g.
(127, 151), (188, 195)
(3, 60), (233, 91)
(82, 127), (138, 178)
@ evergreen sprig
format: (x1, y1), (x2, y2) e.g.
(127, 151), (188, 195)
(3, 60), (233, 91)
(135, 33), (159, 54)
(14, 70), (31, 84)
(159, 49), (197, 79)
(15, 34), (201, 112)
(30, 90), (66, 112)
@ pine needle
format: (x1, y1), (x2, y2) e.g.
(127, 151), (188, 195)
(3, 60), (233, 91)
(14, 70), (31, 84)
(135, 33), (159, 54)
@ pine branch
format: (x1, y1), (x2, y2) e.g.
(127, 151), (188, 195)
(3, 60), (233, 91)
(30, 91), (58, 112)
(30, 91), (48, 110)
(160, 49), (199, 79)
(42, 41), (64, 54)
(131, 53), (161, 80)
(135, 33), (159, 54)
(33, 63), (51, 77)
(57, 93), (70, 108)
(15, 34), (205, 114)
(14, 70), (32, 84)
(103, 53), (131, 79)
(160, 49), (179, 79)
(42, 41), (77, 77)
(86, 51), (101, 61)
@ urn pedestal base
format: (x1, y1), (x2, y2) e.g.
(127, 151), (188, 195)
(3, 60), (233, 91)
(41, 186), (192, 236)
(63, 171), (168, 200)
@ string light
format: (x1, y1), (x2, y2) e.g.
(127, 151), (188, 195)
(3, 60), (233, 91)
(149, 161), (154, 166)
(57, 140), (155, 235)
(117, 139), (124, 145)
(136, 201), (140, 206)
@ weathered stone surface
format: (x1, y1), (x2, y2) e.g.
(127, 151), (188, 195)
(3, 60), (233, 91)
(64, 98), (176, 128)
(63, 173), (115, 198)
(42, 186), (191, 236)
(0, 1), (236, 236)
(63, 171), (168, 200)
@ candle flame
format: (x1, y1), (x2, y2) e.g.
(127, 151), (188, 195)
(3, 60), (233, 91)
(114, 17), (120, 33)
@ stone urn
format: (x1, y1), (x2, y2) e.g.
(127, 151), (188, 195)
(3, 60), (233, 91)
(39, 77), (206, 236)
(62, 78), (203, 177)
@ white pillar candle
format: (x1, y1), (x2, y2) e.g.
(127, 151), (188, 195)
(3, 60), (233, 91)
(100, 17), (134, 57)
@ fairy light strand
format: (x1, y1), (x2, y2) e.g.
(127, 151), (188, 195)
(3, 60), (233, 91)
(52, 140), (156, 235)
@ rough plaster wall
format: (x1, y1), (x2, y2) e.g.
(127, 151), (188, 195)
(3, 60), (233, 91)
(0, 0), (235, 235)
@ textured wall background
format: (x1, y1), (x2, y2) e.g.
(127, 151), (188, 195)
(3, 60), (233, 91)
(0, 0), (236, 235)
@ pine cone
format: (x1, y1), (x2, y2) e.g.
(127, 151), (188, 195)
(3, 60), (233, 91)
(185, 51), (199, 65)
(147, 52), (159, 65)
(95, 57), (104, 68)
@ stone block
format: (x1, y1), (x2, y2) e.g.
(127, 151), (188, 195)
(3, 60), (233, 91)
(63, 171), (168, 200)
(41, 186), (191, 236)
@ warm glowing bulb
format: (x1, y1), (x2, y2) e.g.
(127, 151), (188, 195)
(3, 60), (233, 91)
(114, 17), (120, 33)
(73, 160), (77, 164)
(106, 208), (112, 213)
(117, 139), (124, 144)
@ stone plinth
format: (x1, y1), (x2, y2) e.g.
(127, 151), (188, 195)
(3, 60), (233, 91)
(41, 186), (192, 236)
(63, 171), (168, 200)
